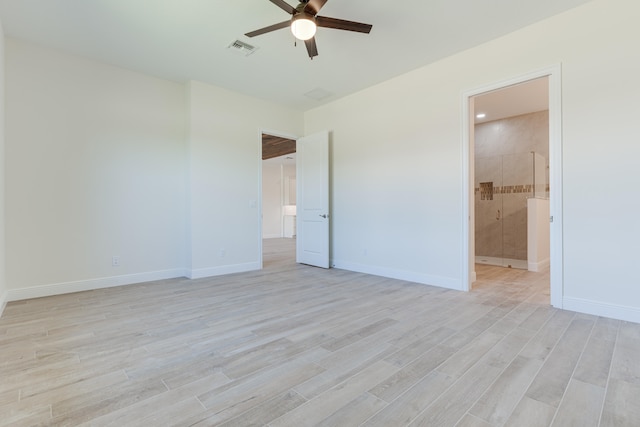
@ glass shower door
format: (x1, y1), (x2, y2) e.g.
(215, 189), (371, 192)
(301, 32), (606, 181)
(500, 153), (531, 269)
(475, 155), (504, 266)
(476, 152), (538, 269)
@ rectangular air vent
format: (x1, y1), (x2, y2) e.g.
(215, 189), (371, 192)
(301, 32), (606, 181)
(304, 87), (333, 101)
(228, 40), (258, 56)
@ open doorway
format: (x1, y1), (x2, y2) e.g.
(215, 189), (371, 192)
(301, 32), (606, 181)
(462, 66), (563, 308)
(261, 133), (297, 267)
(473, 77), (549, 271)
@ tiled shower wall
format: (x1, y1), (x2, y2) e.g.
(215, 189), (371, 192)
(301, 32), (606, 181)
(475, 110), (549, 262)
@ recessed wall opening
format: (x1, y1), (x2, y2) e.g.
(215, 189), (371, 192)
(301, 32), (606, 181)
(463, 66), (563, 309)
(261, 133), (297, 267)
(473, 77), (549, 272)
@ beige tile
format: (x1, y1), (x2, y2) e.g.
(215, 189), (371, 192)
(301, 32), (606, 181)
(408, 362), (503, 426)
(470, 355), (543, 425)
(551, 379), (604, 427)
(362, 371), (454, 427)
(573, 330), (616, 388)
(504, 396), (556, 427)
(83, 397), (205, 427)
(370, 345), (456, 402)
(20, 370), (128, 409)
(217, 390), (307, 427)
(455, 413), (493, 427)
(79, 372), (230, 426)
(50, 378), (169, 425)
(2, 242), (612, 427)
(600, 379), (640, 427)
(384, 325), (456, 367)
(525, 318), (594, 407)
(617, 320), (640, 344)
(519, 306), (555, 331)
(221, 337), (311, 379)
(609, 330), (640, 386)
(315, 392), (387, 427)
(320, 317), (399, 352)
(482, 325), (537, 369)
(436, 331), (504, 377)
(0, 389), (19, 407)
(0, 403), (52, 427)
(270, 360), (397, 427)
(294, 337), (395, 399)
(519, 310), (575, 361)
(196, 359), (325, 424)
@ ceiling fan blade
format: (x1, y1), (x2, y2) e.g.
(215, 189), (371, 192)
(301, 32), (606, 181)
(269, 0), (296, 15)
(304, 37), (319, 59)
(245, 20), (291, 38)
(304, 0), (328, 15)
(316, 16), (372, 33)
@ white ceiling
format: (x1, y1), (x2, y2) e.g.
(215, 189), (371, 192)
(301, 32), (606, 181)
(474, 77), (549, 124)
(0, 0), (591, 111)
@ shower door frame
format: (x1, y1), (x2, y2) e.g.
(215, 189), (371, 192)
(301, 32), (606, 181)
(461, 65), (563, 309)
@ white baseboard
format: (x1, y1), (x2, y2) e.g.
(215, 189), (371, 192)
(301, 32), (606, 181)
(563, 296), (640, 324)
(7, 269), (188, 302)
(528, 258), (550, 272)
(263, 234), (282, 239)
(331, 259), (463, 291)
(0, 290), (8, 318)
(188, 262), (260, 280)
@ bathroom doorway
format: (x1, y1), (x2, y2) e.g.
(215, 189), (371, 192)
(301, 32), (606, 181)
(462, 66), (563, 308)
(473, 77), (549, 270)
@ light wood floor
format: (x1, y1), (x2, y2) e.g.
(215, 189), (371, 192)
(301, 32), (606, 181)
(1, 238), (639, 426)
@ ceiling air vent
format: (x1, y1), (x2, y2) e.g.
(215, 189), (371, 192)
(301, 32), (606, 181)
(304, 88), (333, 101)
(227, 40), (258, 56)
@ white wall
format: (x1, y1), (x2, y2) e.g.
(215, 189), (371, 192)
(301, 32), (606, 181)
(186, 81), (302, 278)
(262, 161), (298, 239)
(528, 198), (550, 272)
(2, 40), (302, 299)
(5, 39), (187, 299)
(262, 162), (283, 239)
(0, 18), (6, 315)
(305, 0), (640, 321)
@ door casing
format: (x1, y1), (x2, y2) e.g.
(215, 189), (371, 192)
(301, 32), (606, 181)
(461, 65), (563, 308)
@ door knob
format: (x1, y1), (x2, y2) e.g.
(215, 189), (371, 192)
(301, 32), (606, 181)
(319, 214), (328, 218)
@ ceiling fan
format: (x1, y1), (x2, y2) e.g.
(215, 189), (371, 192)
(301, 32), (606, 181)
(245, 0), (373, 59)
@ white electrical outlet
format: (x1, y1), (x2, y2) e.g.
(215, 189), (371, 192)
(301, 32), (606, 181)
(112, 256), (120, 267)
(220, 249), (226, 258)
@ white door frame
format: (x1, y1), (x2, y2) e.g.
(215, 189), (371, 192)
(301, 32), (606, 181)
(258, 128), (299, 270)
(461, 65), (563, 308)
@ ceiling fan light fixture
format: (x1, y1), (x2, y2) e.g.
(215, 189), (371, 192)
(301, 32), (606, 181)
(291, 14), (316, 40)
(245, 0), (373, 58)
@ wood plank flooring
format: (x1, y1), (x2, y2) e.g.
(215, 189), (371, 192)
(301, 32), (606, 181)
(1, 238), (639, 426)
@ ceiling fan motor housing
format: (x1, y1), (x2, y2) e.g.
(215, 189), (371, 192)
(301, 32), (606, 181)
(291, 12), (317, 40)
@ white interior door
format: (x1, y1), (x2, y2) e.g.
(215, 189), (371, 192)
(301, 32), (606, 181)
(296, 131), (330, 268)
